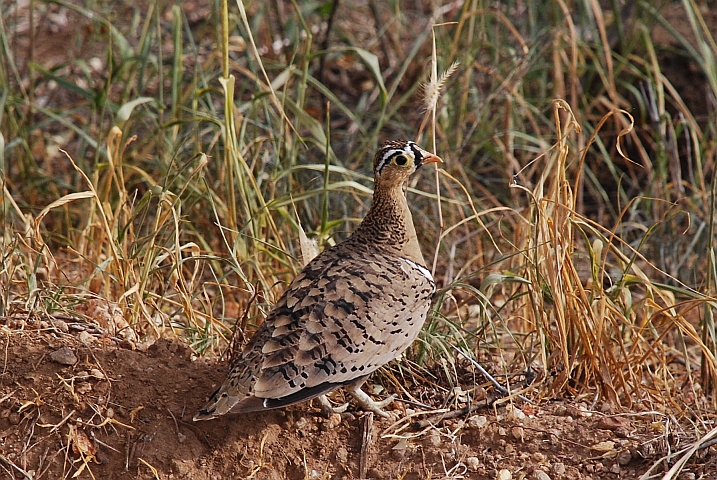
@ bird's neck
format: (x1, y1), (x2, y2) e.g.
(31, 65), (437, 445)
(350, 183), (426, 265)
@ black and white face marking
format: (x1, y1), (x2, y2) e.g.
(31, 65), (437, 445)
(375, 141), (423, 175)
(407, 141), (425, 168)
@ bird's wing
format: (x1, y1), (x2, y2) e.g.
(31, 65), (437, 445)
(252, 246), (435, 401)
(194, 246), (435, 419)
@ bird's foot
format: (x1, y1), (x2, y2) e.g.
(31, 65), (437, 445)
(348, 385), (397, 418)
(318, 394), (349, 416)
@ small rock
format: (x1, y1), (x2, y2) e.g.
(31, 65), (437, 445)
(295, 417), (309, 430)
(76, 383), (92, 394)
(506, 405), (526, 421)
(551, 462), (566, 476)
(610, 463), (620, 474)
(466, 456), (480, 472)
(336, 446), (348, 463)
(49, 347), (77, 366)
(9, 412), (21, 425)
(497, 469), (512, 480)
(52, 319), (70, 333)
(591, 440), (615, 453)
(505, 444), (514, 454)
(78, 330), (94, 345)
(511, 426), (525, 441)
(427, 430), (441, 447)
(532, 470), (551, 480)
(325, 413), (342, 429)
(596, 416), (630, 431)
(532, 452), (546, 463)
(468, 415), (488, 429)
(616, 450), (632, 465)
(566, 404), (591, 417)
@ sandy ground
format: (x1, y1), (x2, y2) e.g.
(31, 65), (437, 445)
(2, 318), (714, 479)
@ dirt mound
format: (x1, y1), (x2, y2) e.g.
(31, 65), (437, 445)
(2, 319), (712, 479)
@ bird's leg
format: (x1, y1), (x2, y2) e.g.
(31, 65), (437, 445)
(317, 394), (349, 416)
(346, 378), (396, 418)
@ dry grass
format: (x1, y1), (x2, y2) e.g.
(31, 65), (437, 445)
(2, 2), (717, 474)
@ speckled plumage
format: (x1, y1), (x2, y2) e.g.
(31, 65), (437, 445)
(195, 140), (441, 420)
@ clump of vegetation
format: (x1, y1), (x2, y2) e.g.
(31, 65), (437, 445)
(2, 0), (717, 460)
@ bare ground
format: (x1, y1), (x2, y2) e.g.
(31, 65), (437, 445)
(2, 317), (715, 479)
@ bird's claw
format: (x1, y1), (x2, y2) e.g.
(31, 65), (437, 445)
(318, 394), (349, 416)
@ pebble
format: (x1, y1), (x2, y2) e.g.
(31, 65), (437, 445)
(550, 462), (566, 475)
(9, 412), (21, 425)
(465, 456), (480, 472)
(49, 347), (77, 365)
(497, 469), (512, 480)
(336, 446), (348, 463)
(52, 319), (69, 333)
(506, 405), (526, 421)
(427, 430), (441, 447)
(78, 330), (95, 345)
(596, 415), (629, 431)
(617, 450), (632, 465)
(468, 415), (488, 429)
(532, 470), (552, 480)
(76, 383), (92, 394)
(325, 413), (342, 430)
(511, 426), (525, 441)
(295, 417), (308, 430)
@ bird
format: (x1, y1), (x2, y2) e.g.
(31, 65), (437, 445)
(194, 140), (442, 420)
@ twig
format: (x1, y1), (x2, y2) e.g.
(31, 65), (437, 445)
(359, 412), (373, 479)
(639, 425), (717, 480)
(393, 397), (434, 411)
(166, 407), (183, 442)
(0, 453), (33, 480)
(451, 344), (535, 404)
(411, 405), (473, 429)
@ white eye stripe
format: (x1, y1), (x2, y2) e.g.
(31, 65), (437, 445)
(376, 148), (409, 173)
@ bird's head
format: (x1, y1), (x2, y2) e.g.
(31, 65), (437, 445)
(373, 140), (442, 186)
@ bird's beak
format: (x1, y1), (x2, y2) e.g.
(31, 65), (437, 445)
(422, 153), (443, 164)
(416, 147), (443, 165)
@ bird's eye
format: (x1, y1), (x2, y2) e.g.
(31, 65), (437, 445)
(393, 154), (409, 166)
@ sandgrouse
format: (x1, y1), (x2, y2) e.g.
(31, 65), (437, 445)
(194, 140), (442, 420)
